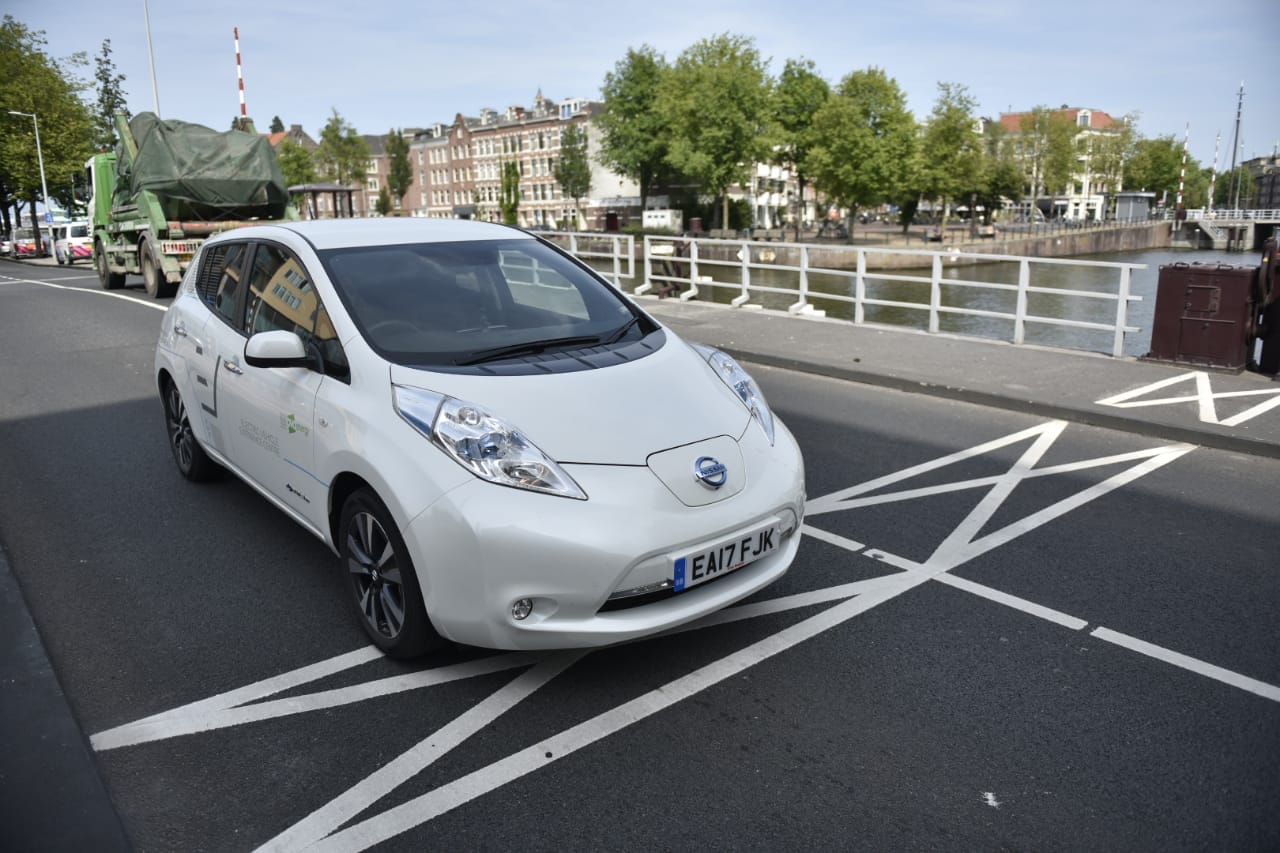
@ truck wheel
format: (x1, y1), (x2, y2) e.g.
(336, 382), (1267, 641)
(141, 241), (177, 299)
(95, 242), (125, 290)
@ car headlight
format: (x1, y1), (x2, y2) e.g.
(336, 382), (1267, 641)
(691, 343), (776, 445)
(393, 385), (587, 500)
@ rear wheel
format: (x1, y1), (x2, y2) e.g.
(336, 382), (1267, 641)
(338, 488), (442, 658)
(162, 378), (218, 481)
(141, 241), (176, 299)
(95, 241), (125, 290)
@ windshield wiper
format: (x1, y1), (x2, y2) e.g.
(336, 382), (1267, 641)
(604, 315), (641, 344)
(456, 334), (604, 366)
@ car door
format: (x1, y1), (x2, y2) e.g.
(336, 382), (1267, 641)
(182, 241), (252, 459)
(226, 241), (335, 531)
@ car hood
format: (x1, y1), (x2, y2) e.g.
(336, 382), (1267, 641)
(389, 336), (752, 465)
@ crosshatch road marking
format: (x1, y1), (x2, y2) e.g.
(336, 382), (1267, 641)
(1097, 370), (1280, 427)
(88, 420), (1278, 853)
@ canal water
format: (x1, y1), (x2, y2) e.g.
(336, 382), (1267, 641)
(606, 246), (1260, 358)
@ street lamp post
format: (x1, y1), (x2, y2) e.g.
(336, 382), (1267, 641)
(8, 109), (52, 257)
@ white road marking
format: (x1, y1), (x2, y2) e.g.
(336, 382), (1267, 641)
(983, 792), (1001, 808)
(800, 523), (865, 552)
(932, 574), (1089, 631)
(0, 272), (167, 311)
(1096, 370), (1280, 427)
(85, 419), (1278, 852)
(1091, 627), (1280, 703)
(257, 652), (583, 853)
(92, 571), (907, 752)
(305, 579), (936, 853)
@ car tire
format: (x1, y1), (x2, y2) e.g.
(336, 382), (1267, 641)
(338, 488), (442, 658)
(95, 241), (125, 290)
(162, 378), (218, 482)
(141, 241), (176, 299)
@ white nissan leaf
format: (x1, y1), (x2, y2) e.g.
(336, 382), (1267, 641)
(154, 218), (805, 657)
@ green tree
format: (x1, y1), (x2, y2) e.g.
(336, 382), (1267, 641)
(772, 58), (830, 239)
(0, 15), (94, 243)
(315, 108), (370, 187)
(553, 124), (592, 229)
(972, 120), (1023, 223)
(806, 67), (917, 240)
(596, 45), (669, 212)
(385, 128), (412, 209)
(1214, 165), (1255, 209)
(657, 33), (773, 228)
(1125, 135), (1193, 202)
(920, 82), (983, 226)
(375, 185), (392, 216)
(499, 159), (520, 225)
(276, 137), (317, 187)
(1086, 112), (1137, 214)
(270, 115), (284, 133)
(92, 39), (127, 150)
(1015, 107), (1078, 207)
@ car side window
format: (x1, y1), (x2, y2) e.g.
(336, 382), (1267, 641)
(193, 242), (251, 329)
(244, 243), (350, 382)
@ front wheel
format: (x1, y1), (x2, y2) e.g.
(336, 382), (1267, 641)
(162, 379), (218, 481)
(338, 489), (442, 658)
(95, 241), (125, 290)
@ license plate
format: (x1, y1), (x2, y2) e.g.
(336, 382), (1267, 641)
(673, 521), (781, 592)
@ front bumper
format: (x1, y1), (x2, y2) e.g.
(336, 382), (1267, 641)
(404, 422), (805, 650)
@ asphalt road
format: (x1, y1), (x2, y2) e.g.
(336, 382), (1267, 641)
(1, 260), (1278, 852)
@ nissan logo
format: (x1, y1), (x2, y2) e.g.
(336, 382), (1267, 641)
(693, 455), (728, 489)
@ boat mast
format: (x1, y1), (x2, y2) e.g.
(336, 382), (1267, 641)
(1227, 83), (1244, 211)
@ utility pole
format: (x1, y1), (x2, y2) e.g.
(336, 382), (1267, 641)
(8, 110), (51, 255)
(144, 0), (161, 116)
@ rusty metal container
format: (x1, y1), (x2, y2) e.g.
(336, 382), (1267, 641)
(1146, 262), (1257, 370)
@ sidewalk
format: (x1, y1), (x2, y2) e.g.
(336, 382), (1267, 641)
(639, 296), (1280, 460)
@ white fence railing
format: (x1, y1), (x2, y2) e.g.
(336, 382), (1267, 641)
(1173, 209), (1280, 221)
(536, 231), (1147, 358)
(537, 230), (634, 287)
(635, 235), (1146, 358)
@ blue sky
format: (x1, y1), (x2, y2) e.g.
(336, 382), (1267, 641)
(15, 0), (1276, 170)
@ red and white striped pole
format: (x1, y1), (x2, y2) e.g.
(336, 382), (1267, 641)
(1176, 124), (1188, 218)
(234, 27), (247, 122)
(1207, 131), (1221, 214)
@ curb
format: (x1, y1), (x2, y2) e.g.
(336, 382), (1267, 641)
(0, 545), (132, 852)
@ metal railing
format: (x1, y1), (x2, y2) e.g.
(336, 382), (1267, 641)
(535, 230), (635, 287)
(1173, 209), (1280, 221)
(635, 235), (1146, 358)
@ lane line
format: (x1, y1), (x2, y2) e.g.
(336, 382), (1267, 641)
(0, 273), (167, 311)
(932, 574), (1089, 631)
(1091, 627), (1280, 703)
(92, 651), (540, 751)
(307, 579), (933, 853)
(257, 652), (583, 853)
(800, 523), (865, 552)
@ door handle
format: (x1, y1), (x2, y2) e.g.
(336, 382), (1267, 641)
(222, 360), (243, 375)
(174, 321), (188, 337)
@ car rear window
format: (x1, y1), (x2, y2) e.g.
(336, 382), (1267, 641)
(319, 238), (643, 368)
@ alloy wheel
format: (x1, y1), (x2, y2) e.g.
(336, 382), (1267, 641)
(165, 384), (196, 471)
(346, 513), (407, 639)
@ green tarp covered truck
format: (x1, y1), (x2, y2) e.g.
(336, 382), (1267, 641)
(88, 112), (296, 298)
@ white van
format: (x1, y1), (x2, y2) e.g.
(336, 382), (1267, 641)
(54, 221), (92, 265)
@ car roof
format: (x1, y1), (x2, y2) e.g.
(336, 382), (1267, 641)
(228, 217), (535, 251)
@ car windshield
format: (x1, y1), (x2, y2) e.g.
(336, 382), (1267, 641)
(319, 238), (641, 367)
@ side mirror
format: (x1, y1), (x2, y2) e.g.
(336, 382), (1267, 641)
(244, 330), (314, 369)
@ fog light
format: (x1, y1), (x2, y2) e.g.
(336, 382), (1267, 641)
(511, 598), (534, 621)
